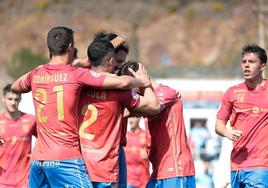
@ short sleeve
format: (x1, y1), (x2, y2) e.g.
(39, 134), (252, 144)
(217, 88), (233, 121)
(119, 90), (140, 109)
(75, 68), (106, 89)
(19, 71), (33, 92)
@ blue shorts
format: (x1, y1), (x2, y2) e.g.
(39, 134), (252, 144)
(127, 185), (137, 188)
(119, 146), (127, 188)
(231, 169), (268, 188)
(29, 158), (93, 188)
(92, 182), (118, 188)
(146, 176), (196, 188)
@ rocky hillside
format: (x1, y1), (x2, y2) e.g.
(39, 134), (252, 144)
(0, 0), (267, 81)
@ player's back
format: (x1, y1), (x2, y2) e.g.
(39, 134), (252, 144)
(79, 88), (139, 182)
(145, 85), (195, 179)
(28, 63), (104, 161)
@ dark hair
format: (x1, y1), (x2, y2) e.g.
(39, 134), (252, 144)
(117, 60), (139, 76)
(47, 26), (74, 56)
(73, 47), (78, 59)
(87, 41), (115, 67)
(3, 84), (20, 96)
(242, 43), (267, 64)
(94, 31), (129, 54)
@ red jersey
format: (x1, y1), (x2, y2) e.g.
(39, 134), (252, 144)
(217, 80), (268, 170)
(145, 84), (195, 179)
(19, 63), (105, 160)
(125, 128), (150, 188)
(79, 89), (140, 182)
(0, 113), (36, 188)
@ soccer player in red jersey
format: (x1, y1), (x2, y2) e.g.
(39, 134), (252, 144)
(93, 31), (130, 187)
(11, 26), (151, 188)
(125, 117), (150, 188)
(118, 61), (196, 188)
(216, 44), (268, 187)
(0, 84), (36, 188)
(79, 40), (160, 188)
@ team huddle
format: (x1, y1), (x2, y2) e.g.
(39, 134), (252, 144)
(0, 26), (268, 188)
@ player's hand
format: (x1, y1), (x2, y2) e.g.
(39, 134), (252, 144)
(129, 63), (151, 87)
(72, 57), (91, 68)
(226, 129), (242, 141)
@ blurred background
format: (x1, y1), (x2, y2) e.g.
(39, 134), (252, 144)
(2, 0), (268, 187)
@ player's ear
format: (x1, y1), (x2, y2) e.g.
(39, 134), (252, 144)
(261, 63), (266, 72)
(108, 56), (114, 66)
(68, 43), (74, 52)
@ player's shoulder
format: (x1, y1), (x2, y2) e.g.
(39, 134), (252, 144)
(71, 66), (104, 78)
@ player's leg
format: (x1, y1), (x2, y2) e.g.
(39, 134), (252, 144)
(239, 169), (268, 188)
(119, 146), (127, 188)
(44, 158), (93, 188)
(29, 160), (50, 188)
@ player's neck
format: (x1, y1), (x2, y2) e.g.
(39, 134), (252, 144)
(3, 110), (22, 120)
(130, 127), (139, 133)
(50, 54), (71, 65)
(246, 77), (265, 90)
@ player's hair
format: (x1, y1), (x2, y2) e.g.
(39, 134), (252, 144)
(87, 40), (115, 67)
(3, 83), (21, 96)
(93, 31), (129, 54)
(73, 47), (78, 59)
(47, 26), (74, 56)
(242, 43), (267, 64)
(117, 60), (139, 76)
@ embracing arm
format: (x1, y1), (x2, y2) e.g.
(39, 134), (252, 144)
(101, 74), (150, 90)
(133, 87), (161, 115)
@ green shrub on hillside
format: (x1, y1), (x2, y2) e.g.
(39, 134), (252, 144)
(6, 47), (48, 79)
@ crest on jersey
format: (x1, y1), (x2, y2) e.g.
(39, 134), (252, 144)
(131, 92), (139, 100)
(234, 90), (246, 103)
(22, 124), (31, 133)
(140, 135), (146, 144)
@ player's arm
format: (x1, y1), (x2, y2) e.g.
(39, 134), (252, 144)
(132, 87), (161, 115)
(11, 71), (31, 93)
(101, 74), (150, 90)
(101, 64), (151, 89)
(215, 118), (242, 141)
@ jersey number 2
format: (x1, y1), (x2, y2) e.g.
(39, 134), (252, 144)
(79, 104), (97, 140)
